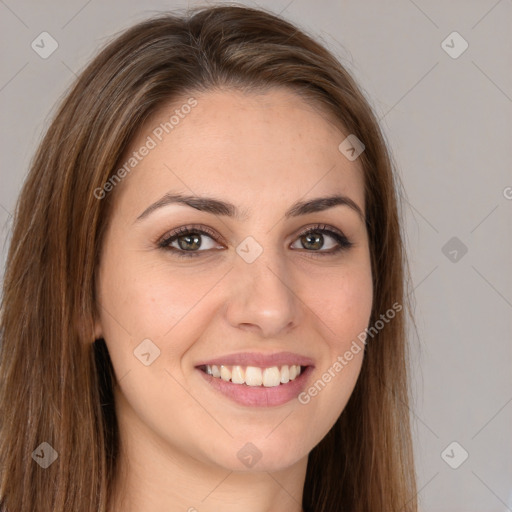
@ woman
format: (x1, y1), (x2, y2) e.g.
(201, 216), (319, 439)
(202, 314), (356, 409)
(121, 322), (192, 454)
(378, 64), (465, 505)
(0, 4), (417, 511)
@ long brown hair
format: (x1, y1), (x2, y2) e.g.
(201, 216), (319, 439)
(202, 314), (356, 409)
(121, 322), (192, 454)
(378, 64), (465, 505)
(0, 4), (417, 511)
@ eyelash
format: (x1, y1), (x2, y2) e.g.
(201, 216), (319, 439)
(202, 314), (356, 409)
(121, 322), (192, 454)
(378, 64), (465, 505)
(157, 223), (354, 259)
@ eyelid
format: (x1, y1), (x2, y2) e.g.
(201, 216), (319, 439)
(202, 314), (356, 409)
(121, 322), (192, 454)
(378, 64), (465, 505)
(294, 223), (347, 241)
(157, 222), (353, 257)
(157, 224), (226, 248)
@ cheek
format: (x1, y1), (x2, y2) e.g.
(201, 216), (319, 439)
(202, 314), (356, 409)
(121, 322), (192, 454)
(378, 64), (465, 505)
(97, 251), (188, 336)
(307, 262), (373, 346)
(96, 252), (225, 373)
(297, 262), (372, 429)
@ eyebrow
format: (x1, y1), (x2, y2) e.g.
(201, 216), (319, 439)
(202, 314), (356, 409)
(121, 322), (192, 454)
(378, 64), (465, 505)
(135, 193), (365, 224)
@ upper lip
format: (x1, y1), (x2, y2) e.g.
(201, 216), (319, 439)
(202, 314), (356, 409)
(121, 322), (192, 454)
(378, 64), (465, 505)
(195, 351), (315, 368)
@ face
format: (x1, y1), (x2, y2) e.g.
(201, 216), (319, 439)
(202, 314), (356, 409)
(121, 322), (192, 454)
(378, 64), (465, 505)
(94, 87), (373, 473)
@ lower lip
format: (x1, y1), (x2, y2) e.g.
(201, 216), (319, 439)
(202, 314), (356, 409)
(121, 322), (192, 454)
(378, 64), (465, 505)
(197, 366), (314, 407)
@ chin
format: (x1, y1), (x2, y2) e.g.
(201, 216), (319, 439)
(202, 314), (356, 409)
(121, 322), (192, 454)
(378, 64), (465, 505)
(199, 436), (310, 473)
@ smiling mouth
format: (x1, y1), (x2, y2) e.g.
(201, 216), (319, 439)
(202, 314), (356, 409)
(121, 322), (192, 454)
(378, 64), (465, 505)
(197, 364), (306, 387)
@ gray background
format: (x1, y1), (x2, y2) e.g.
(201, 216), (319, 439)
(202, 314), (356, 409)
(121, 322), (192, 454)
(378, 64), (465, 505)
(1, 0), (511, 510)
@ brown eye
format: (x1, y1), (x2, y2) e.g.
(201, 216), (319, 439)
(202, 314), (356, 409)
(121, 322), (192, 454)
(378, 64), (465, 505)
(157, 223), (353, 259)
(174, 232), (202, 251)
(158, 225), (223, 258)
(291, 224), (353, 256)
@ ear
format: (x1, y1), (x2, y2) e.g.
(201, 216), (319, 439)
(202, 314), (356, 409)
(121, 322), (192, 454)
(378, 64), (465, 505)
(94, 318), (103, 340)
(77, 309), (103, 344)
(92, 300), (104, 340)
(92, 272), (104, 340)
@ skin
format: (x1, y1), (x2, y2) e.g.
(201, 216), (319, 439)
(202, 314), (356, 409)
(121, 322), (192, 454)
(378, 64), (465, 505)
(94, 87), (373, 512)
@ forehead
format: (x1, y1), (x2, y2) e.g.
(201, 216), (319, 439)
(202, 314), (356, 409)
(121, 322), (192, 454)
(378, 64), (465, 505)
(115, 87), (365, 217)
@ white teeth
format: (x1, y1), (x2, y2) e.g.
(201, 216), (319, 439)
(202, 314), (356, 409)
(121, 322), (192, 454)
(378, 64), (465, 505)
(220, 365), (231, 382)
(231, 365), (245, 384)
(204, 364), (303, 387)
(245, 366), (263, 386)
(280, 365), (290, 384)
(262, 366), (281, 387)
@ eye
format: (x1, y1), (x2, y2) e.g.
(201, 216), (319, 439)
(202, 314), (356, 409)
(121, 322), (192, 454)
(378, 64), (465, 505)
(157, 224), (223, 258)
(290, 224), (353, 257)
(157, 223), (353, 259)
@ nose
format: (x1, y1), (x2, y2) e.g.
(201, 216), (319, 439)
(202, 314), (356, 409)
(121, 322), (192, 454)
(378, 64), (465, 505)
(224, 247), (300, 339)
